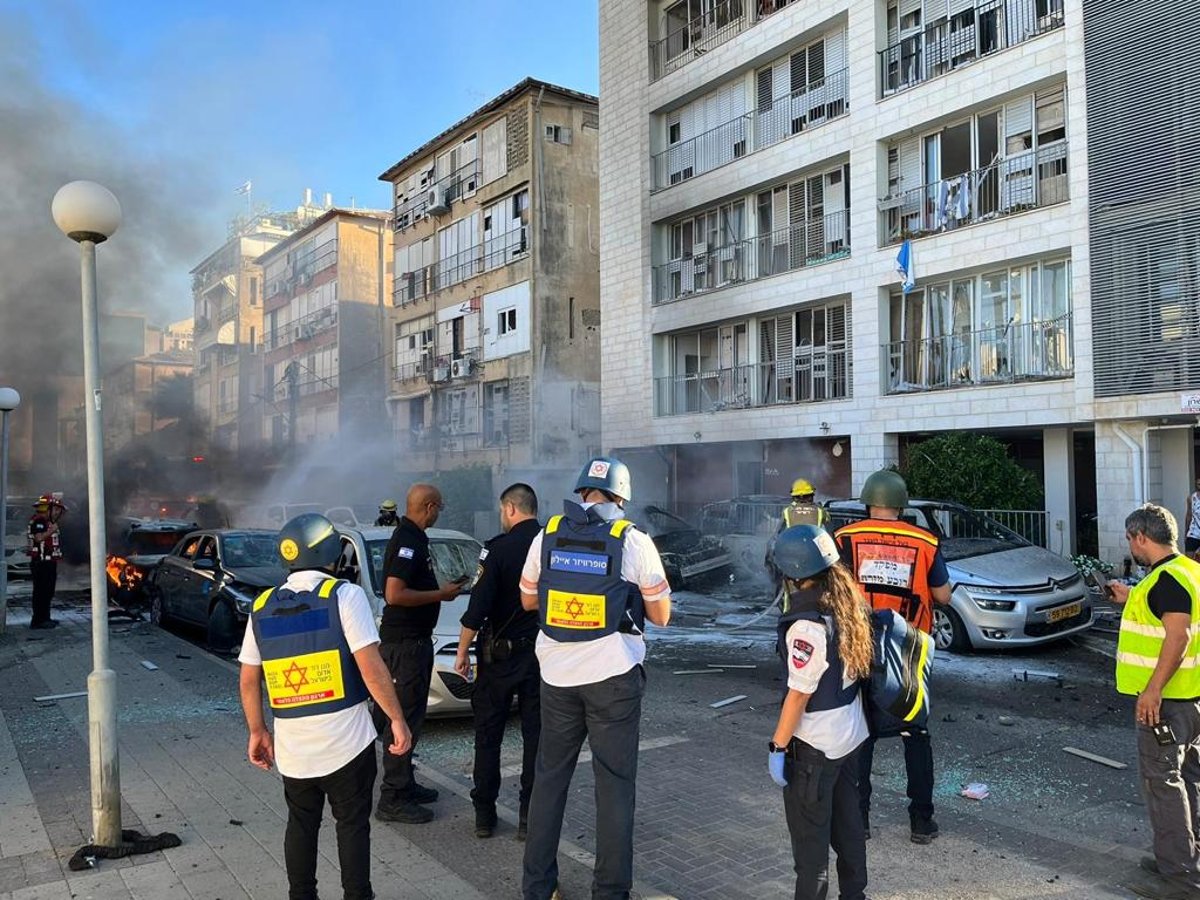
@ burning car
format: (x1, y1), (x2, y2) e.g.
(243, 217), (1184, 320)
(626, 505), (731, 591)
(106, 518), (197, 613)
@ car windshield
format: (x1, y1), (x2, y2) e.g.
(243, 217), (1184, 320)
(920, 503), (1029, 560)
(129, 530), (189, 555)
(220, 534), (280, 567)
(429, 539), (482, 582)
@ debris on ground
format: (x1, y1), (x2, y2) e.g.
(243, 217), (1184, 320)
(998, 716), (1015, 726)
(140, 660), (159, 671)
(710, 695), (748, 709)
(673, 669), (723, 675)
(1063, 746), (1127, 770)
(1012, 669), (1062, 684)
(961, 783), (990, 800)
(34, 691), (87, 702)
(710, 664), (756, 669)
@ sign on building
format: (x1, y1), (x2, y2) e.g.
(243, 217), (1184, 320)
(1182, 393), (1200, 414)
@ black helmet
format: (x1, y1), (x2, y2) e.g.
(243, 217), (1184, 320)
(278, 513), (340, 571)
(860, 469), (909, 509)
(574, 456), (632, 503)
(770, 525), (841, 581)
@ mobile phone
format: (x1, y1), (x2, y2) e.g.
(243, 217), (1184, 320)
(1153, 722), (1177, 746)
(1091, 569), (1113, 599)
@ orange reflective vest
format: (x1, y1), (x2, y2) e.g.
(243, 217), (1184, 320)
(835, 519), (940, 634)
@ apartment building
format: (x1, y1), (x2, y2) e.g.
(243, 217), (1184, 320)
(601, 0), (1200, 563)
(103, 350), (193, 457)
(191, 197), (327, 455)
(257, 209), (392, 447)
(380, 78), (602, 485)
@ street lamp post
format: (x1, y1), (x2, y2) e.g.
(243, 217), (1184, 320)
(0, 387), (20, 636)
(51, 181), (123, 847)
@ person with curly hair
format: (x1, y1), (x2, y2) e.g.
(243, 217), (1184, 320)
(767, 524), (873, 900)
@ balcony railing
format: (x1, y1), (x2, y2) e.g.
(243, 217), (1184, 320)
(395, 159), (481, 231)
(882, 312), (1073, 394)
(653, 212), (850, 305)
(297, 372), (339, 397)
(649, 0), (801, 81)
(394, 359), (430, 383)
(652, 69), (849, 191)
(879, 143), (1068, 245)
(654, 348), (849, 416)
(879, 0), (1065, 97)
(392, 226), (529, 307)
(218, 304), (238, 324)
(264, 305), (338, 351)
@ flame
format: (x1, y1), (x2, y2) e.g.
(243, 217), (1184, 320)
(106, 555), (144, 590)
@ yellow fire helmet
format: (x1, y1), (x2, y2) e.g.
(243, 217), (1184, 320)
(790, 478), (815, 498)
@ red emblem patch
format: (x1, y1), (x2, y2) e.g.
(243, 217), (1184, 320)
(791, 638), (814, 668)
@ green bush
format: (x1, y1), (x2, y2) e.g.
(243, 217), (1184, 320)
(897, 433), (1043, 511)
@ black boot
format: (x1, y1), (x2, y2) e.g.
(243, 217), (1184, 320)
(475, 804), (497, 839)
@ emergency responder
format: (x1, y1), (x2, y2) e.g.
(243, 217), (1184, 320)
(374, 484), (469, 824)
(238, 513), (413, 900)
(781, 478), (831, 531)
(834, 469), (950, 845)
(454, 483), (542, 840)
(1110, 504), (1200, 900)
(519, 456), (672, 900)
(376, 499), (400, 528)
(27, 494), (65, 629)
(768, 524), (871, 900)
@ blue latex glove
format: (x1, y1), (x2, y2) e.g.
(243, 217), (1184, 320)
(769, 749), (788, 787)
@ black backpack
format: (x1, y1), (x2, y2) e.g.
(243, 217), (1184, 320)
(867, 609), (934, 738)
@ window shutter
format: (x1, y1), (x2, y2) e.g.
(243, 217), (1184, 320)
(776, 314), (794, 382)
(949, 0), (973, 13)
(482, 118), (507, 184)
(899, 136), (921, 190)
(790, 51), (807, 93)
(807, 40), (825, 84)
(825, 30), (847, 76)
(756, 67), (773, 109)
(900, 0), (922, 20)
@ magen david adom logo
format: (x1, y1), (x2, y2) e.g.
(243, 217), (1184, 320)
(588, 460), (611, 478)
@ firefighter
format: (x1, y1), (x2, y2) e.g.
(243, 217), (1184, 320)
(27, 494), (65, 630)
(780, 478), (831, 531)
(238, 512), (412, 900)
(834, 469), (950, 845)
(519, 456), (672, 900)
(376, 499), (400, 528)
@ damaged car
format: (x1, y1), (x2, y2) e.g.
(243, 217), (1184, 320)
(627, 505), (731, 591)
(106, 517), (198, 614)
(824, 499), (1092, 652)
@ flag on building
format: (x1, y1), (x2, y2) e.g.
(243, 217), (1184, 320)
(895, 239), (916, 295)
(234, 180), (252, 195)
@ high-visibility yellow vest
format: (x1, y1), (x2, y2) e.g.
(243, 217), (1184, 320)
(1116, 555), (1200, 698)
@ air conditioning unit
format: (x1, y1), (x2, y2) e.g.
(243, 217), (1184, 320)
(298, 271), (312, 286)
(292, 325), (303, 341)
(299, 324), (315, 340)
(426, 186), (450, 216)
(451, 357), (475, 379)
(431, 365), (451, 383)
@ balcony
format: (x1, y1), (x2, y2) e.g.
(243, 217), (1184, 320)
(879, 143), (1068, 245)
(395, 159), (481, 231)
(394, 359), (431, 383)
(652, 69), (848, 191)
(649, 0), (800, 82)
(652, 212), (849, 305)
(882, 312), (1073, 394)
(264, 306), (338, 352)
(654, 348), (849, 416)
(392, 226), (529, 307)
(218, 303), (238, 324)
(879, 0), (1065, 97)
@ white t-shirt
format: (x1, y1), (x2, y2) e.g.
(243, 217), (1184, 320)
(239, 571), (381, 779)
(785, 617), (869, 761)
(520, 517), (671, 688)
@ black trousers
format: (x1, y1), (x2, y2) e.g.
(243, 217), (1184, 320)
(523, 666), (645, 900)
(857, 728), (935, 822)
(471, 647), (541, 810)
(281, 742), (377, 900)
(373, 637), (433, 804)
(30, 560), (56, 625)
(783, 743), (868, 900)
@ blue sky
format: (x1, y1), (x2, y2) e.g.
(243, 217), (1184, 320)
(9, 0), (599, 229)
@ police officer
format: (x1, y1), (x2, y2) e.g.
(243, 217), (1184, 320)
(834, 470), (950, 845)
(374, 484), (469, 824)
(237, 513), (412, 900)
(376, 499), (400, 528)
(1110, 504), (1200, 900)
(453, 483), (542, 840)
(519, 456), (672, 900)
(768, 525), (872, 900)
(781, 478), (830, 531)
(27, 494), (65, 630)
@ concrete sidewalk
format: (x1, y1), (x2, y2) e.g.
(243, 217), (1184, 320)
(0, 603), (490, 900)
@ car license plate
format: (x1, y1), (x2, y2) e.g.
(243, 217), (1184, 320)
(1047, 602), (1082, 623)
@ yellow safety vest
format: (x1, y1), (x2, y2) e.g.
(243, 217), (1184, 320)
(1116, 555), (1200, 698)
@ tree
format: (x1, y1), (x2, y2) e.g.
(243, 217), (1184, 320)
(896, 432), (1043, 510)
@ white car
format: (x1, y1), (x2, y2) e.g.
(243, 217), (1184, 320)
(335, 526), (483, 717)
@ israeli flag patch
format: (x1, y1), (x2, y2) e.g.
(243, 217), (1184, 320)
(397, 547), (415, 559)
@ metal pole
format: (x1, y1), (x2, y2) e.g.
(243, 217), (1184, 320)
(79, 239), (121, 847)
(0, 410), (9, 635)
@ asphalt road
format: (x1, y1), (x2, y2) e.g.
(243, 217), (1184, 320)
(136, 578), (1156, 899)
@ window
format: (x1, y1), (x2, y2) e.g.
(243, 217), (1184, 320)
(483, 381), (510, 446)
(545, 124), (572, 144)
(249, 277), (258, 306)
(668, 121), (681, 144)
(498, 308), (518, 335)
(483, 191), (529, 270)
(249, 326), (256, 351)
(568, 297), (575, 340)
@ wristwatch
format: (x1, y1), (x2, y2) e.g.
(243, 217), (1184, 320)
(768, 740), (786, 753)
